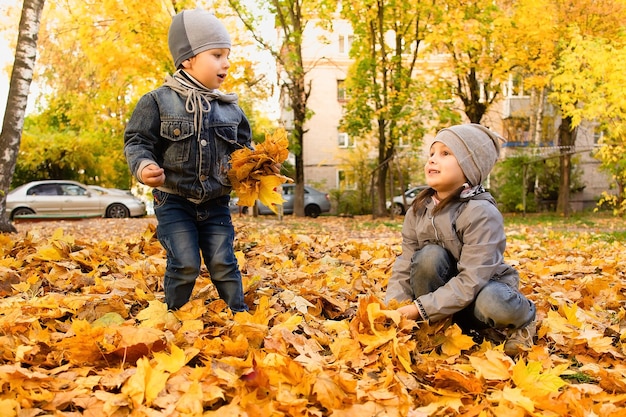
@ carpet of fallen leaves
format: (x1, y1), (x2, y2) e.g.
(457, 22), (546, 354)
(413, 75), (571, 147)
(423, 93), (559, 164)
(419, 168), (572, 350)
(1, 214), (625, 417)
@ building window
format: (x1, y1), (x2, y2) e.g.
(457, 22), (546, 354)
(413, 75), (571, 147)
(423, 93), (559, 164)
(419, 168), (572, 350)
(398, 135), (410, 148)
(338, 169), (356, 189)
(338, 35), (353, 54)
(338, 132), (355, 148)
(337, 79), (347, 102)
(593, 129), (605, 144)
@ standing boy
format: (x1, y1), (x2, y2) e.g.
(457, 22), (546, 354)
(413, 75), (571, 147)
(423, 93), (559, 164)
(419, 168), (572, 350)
(124, 8), (251, 312)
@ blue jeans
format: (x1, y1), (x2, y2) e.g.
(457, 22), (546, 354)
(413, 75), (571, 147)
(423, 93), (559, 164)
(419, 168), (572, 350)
(153, 190), (248, 312)
(410, 245), (535, 329)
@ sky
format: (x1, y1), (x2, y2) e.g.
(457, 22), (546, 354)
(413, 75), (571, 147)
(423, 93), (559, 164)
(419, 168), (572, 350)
(0, 3), (13, 124)
(0, 36), (39, 128)
(0, 0), (30, 127)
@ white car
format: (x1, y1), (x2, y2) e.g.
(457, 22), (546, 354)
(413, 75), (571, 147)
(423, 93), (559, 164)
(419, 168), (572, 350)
(6, 180), (147, 220)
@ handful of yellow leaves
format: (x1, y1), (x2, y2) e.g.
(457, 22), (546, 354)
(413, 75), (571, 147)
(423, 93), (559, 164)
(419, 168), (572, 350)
(228, 128), (293, 214)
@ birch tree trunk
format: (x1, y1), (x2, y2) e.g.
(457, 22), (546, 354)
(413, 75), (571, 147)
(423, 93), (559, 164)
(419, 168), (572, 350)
(0, 0), (45, 233)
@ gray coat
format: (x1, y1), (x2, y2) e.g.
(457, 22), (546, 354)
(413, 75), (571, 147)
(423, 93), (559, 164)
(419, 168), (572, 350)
(385, 192), (520, 322)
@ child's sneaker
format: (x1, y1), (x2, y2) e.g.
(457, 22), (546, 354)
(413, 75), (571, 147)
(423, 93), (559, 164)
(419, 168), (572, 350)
(503, 320), (536, 356)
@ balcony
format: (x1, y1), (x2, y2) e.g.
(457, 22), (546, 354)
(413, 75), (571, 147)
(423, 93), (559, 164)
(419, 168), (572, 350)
(502, 96), (531, 119)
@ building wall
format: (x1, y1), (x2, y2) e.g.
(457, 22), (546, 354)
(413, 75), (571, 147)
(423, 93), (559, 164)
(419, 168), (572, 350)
(296, 18), (354, 190)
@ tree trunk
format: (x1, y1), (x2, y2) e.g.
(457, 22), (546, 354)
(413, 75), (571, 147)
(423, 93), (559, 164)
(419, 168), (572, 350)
(459, 69), (488, 124)
(293, 135), (305, 217)
(374, 119), (392, 218)
(556, 116), (574, 216)
(291, 78), (308, 218)
(534, 87), (545, 145)
(0, 0), (46, 233)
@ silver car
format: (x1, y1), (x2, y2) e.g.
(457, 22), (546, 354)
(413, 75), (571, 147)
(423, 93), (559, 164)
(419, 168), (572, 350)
(387, 185), (429, 215)
(256, 184), (331, 218)
(5, 180), (147, 220)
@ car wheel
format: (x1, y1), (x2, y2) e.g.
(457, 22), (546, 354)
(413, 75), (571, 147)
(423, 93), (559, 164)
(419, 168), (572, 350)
(305, 205), (321, 218)
(106, 203), (130, 218)
(12, 207), (35, 219)
(391, 203), (405, 216)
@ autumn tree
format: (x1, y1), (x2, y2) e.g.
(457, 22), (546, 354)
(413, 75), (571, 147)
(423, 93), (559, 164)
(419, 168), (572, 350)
(227, 0), (335, 217)
(24, 0), (175, 191)
(499, 0), (557, 145)
(0, 0), (45, 233)
(340, 0), (440, 218)
(426, 0), (510, 125)
(489, 0), (626, 216)
(551, 34), (626, 214)
(543, 0), (626, 215)
(13, 0), (273, 194)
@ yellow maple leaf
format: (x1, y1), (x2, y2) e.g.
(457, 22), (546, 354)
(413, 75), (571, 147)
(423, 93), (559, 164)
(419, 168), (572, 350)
(121, 356), (168, 407)
(135, 300), (169, 328)
(34, 245), (63, 261)
(313, 375), (347, 411)
(440, 324), (476, 356)
(356, 302), (400, 353)
(228, 128), (293, 210)
(512, 359), (568, 397)
(415, 392), (465, 415)
(394, 337), (415, 373)
(91, 312), (125, 328)
(153, 344), (188, 374)
(0, 399), (18, 416)
(488, 386), (535, 413)
(60, 319), (108, 365)
(175, 379), (204, 414)
(11, 281), (31, 293)
(559, 303), (582, 327)
(107, 326), (167, 363)
(257, 175), (289, 214)
(468, 349), (513, 380)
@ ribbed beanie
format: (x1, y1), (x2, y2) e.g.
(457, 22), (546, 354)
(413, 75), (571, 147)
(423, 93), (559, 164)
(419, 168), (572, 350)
(168, 8), (231, 69)
(433, 124), (504, 186)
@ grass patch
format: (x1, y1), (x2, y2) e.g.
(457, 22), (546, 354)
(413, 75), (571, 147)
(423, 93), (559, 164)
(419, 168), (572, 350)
(561, 372), (597, 384)
(504, 211), (624, 230)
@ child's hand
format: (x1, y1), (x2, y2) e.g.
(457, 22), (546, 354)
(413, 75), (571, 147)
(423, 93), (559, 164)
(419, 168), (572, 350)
(141, 164), (165, 187)
(270, 163), (281, 174)
(398, 303), (420, 321)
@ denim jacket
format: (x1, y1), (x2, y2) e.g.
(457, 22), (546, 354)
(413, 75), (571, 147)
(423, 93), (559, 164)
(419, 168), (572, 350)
(124, 85), (252, 203)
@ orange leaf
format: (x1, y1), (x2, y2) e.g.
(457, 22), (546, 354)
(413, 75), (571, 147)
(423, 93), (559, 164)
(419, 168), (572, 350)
(468, 350), (513, 380)
(228, 128), (293, 209)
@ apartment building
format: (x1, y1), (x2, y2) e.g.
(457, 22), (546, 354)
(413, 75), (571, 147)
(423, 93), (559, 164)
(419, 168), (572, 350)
(279, 18), (355, 190)
(280, 16), (611, 211)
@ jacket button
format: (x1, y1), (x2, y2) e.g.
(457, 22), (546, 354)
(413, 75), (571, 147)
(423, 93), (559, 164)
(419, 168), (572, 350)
(200, 140), (207, 146)
(200, 175), (207, 181)
(173, 128), (181, 136)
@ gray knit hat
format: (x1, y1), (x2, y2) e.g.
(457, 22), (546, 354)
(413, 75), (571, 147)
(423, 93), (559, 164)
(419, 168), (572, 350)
(168, 8), (231, 69)
(433, 124), (504, 186)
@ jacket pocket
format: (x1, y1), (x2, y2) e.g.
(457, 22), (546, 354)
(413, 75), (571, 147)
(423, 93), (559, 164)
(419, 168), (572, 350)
(160, 120), (194, 164)
(213, 124), (242, 186)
